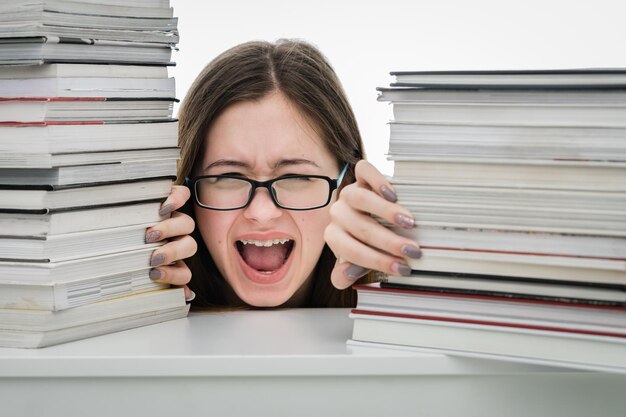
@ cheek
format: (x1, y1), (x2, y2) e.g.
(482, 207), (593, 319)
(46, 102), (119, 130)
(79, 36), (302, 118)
(296, 209), (331, 247)
(194, 209), (232, 254)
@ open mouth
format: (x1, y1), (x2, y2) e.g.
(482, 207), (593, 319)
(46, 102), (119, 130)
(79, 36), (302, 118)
(236, 238), (295, 274)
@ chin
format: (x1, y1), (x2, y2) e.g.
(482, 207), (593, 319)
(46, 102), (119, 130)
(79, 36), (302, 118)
(236, 286), (296, 308)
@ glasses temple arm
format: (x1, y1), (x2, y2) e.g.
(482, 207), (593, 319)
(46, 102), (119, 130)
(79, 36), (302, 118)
(336, 163), (350, 188)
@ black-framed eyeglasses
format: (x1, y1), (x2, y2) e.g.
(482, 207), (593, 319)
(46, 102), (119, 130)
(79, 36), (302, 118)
(187, 163), (349, 211)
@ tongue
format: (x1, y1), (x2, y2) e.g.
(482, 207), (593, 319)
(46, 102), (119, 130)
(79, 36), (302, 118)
(241, 244), (288, 272)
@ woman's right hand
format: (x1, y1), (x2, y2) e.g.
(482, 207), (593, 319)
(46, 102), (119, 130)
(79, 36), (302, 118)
(144, 185), (198, 301)
(325, 160), (421, 290)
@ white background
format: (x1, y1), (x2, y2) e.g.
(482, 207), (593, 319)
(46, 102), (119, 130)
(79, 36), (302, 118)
(171, 0), (626, 175)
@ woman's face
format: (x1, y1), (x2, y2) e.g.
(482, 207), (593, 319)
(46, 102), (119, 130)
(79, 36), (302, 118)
(194, 91), (340, 307)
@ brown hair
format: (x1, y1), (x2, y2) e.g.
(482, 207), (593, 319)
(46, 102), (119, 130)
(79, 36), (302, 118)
(178, 39), (372, 308)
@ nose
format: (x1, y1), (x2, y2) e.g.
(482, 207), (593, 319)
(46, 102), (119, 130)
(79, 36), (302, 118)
(242, 187), (283, 223)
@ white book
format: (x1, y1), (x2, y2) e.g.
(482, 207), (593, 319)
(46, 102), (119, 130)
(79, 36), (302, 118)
(0, 27), (178, 46)
(43, 0), (171, 8)
(378, 87), (626, 105)
(391, 102), (626, 128)
(0, 269), (166, 311)
(391, 68), (626, 87)
(0, 77), (175, 98)
(391, 182), (626, 233)
(0, 158), (177, 186)
(0, 147), (180, 169)
(0, 288), (189, 348)
(393, 221), (626, 259)
(0, 200), (165, 236)
(0, 121), (178, 154)
(0, 97), (174, 123)
(1, 1), (174, 18)
(1, 11), (176, 30)
(0, 63), (168, 79)
(0, 223), (158, 261)
(392, 158), (626, 191)
(0, 246), (159, 284)
(0, 37), (174, 66)
(403, 248), (626, 285)
(350, 312), (626, 372)
(0, 178), (173, 211)
(387, 122), (626, 162)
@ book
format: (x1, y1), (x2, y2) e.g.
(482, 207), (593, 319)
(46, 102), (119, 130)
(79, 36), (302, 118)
(391, 182), (626, 233)
(0, 200), (165, 236)
(0, 62), (168, 79)
(381, 274), (626, 305)
(0, 77), (175, 98)
(0, 121), (178, 154)
(392, 221), (626, 259)
(349, 310), (626, 372)
(0, 268), (166, 311)
(0, 246), (159, 284)
(3, 1), (174, 18)
(0, 288), (189, 348)
(390, 102), (626, 128)
(391, 68), (626, 88)
(0, 147), (180, 169)
(401, 248), (626, 286)
(0, 97), (175, 123)
(0, 223), (159, 261)
(392, 158), (626, 191)
(386, 122), (626, 162)
(0, 36), (174, 66)
(0, 178), (173, 211)
(378, 87), (626, 105)
(355, 283), (626, 330)
(0, 9), (178, 44)
(0, 158), (177, 186)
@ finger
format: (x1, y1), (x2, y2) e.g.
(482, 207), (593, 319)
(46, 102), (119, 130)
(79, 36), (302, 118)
(330, 261), (371, 290)
(150, 235), (197, 267)
(149, 260), (192, 286)
(325, 222), (411, 279)
(338, 185), (416, 230)
(354, 160), (397, 202)
(329, 199), (421, 260)
(184, 285), (196, 303)
(159, 184), (191, 217)
(146, 211), (195, 243)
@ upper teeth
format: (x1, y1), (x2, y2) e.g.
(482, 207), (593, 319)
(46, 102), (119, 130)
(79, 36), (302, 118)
(240, 239), (290, 247)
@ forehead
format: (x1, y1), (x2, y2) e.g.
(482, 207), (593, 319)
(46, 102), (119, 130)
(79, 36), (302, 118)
(201, 92), (334, 170)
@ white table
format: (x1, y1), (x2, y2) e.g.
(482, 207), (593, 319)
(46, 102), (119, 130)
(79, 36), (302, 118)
(1, 308), (625, 417)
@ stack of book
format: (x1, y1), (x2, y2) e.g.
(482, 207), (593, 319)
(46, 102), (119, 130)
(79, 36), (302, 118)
(350, 69), (626, 372)
(0, 0), (189, 348)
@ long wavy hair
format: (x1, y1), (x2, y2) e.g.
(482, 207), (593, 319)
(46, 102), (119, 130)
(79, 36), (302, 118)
(178, 39), (373, 308)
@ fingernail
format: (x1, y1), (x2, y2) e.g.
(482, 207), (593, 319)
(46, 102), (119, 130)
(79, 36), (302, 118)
(159, 203), (175, 217)
(149, 268), (163, 281)
(344, 264), (370, 280)
(394, 213), (415, 229)
(380, 185), (397, 203)
(402, 244), (422, 259)
(150, 253), (165, 267)
(186, 290), (196, 303)
(145, 230), (162, 243)
(392, 262), (412, 276)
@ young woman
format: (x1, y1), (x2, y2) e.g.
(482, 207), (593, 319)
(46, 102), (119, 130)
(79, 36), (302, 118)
(145, 39), (421, 308)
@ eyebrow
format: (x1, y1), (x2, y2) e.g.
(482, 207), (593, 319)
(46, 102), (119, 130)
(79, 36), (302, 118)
(203, 158), (320, 172)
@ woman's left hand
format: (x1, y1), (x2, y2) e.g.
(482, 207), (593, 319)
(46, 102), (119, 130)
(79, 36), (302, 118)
(325, 160), (421, 289)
